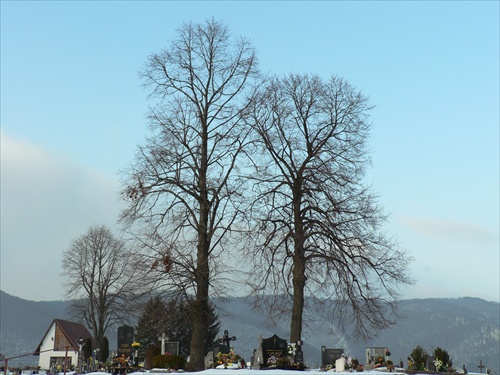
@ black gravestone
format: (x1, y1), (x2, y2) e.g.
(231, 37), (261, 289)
(321, 347), (344, 368)
(117, 325), (134, 357)
(261, 334), (288, 366)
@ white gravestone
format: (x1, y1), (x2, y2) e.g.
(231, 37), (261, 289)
(336, 357), (346, 372)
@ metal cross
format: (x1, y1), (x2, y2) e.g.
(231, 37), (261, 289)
(219, 329), (236, 347)
(478, 360), (485, 373)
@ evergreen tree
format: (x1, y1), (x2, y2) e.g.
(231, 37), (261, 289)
(135, 296), (221, 358)
(135, 296), (169, 355)
(83, 338), (92, 362)
(409, 345), (428, 371)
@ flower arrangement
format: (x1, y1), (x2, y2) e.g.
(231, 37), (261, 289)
(111, 354), (130, 368)
(217, 349), (241, 368)
(386, 360), (394, 372)
(350, 358), (360, 370)
(434, 358), (443, 370)
(132, 342), (140, 349)
(276, 356), (290, 368)
(267, 355), (277, 366)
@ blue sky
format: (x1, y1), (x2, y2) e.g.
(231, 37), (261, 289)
(1, 1), (499, 302)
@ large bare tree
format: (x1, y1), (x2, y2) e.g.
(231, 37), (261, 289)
(61, 224), (137, 359)
(120, 19), (257, 370)
(245, 74), (413, 343)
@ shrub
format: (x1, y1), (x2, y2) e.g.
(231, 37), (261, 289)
(152, 353), (186, 370)
(433, 347), (451, 370)
(101, 337), (109, 362)
(145, 344), (161, 369)
(409, 345), (428, 371)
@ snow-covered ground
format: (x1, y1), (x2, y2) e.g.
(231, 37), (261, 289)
(127, 370), (485, 375)
(0, 370), (490, 375)
(131, 370), (485, 375)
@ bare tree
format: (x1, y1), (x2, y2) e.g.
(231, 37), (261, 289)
(120, 19), (257, 370)
(245, 74), (413, 343)
(61, 224), (138, 359)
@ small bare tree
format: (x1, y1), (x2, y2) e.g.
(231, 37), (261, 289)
(120, 19), (258, 370)
(246, 74), (413, 343)
(61, 224), (137, 359)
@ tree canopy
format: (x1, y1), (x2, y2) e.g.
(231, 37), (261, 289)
(61, 225), (139, 360)
(120, 19), (258, 370)
(244, 73), (412, 341)
(120, 19), (412, 367)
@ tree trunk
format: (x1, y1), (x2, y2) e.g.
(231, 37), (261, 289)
(189, 233), (210, 370)
(189, 292), (208, 370)
(290, 187), (306, 343)
(290, 254), (306, 343)
(189, 124), (210, 371)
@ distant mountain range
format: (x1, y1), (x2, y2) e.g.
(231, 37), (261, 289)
(1, 291), (498, 374)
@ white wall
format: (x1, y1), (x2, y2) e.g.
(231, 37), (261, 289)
(38, 323), (79, 370)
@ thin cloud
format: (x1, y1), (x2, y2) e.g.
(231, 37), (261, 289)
(1, 132), (124, 301)
(398, 216), (499, 247)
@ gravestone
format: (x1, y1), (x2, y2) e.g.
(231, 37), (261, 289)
(335, 357), (346, 372)
(205, 351), (214, 369)
(117, 325), (134, 358)
(252, 345), (262, 370)
(321, 347), (344, 368)
(164, 342), (179, 355)
(365, 347), (387, 365)
(261, 334), (288, 367)
(427, 356), (437, 371)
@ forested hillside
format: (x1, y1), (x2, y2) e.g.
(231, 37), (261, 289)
(1, 291), (498, 374)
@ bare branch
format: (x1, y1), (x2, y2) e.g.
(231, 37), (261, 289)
(120, 18), (258, 371)
(244, 73), (413, 342)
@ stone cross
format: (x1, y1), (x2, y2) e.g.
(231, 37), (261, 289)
(158, 332), (168, 355)
(478, 360), (485, 373)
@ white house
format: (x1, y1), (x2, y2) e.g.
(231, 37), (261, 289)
(34, 319), (94, 371)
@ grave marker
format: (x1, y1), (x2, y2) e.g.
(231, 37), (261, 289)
(158, 332), (168, 355)
(321, 347), (344, 369)
(335, 357), (346, 372)
(261, 334), (287, 367)
(478, 360), (485, 373)
(117, 325), (134, 358)
(427, 356), (437, 371)
(365, 347), (387, 365)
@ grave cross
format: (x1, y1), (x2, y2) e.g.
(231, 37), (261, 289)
(478, 360), (485, 373)
(218, 330), (237, 347)
(158, 332), (168, 355)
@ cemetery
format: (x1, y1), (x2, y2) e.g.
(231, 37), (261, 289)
(2, 323), (494, 375)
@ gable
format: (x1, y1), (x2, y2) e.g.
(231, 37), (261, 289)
(34, 319), (94, 354)
(56, 319), (94, 349)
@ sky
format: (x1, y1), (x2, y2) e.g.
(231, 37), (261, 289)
(1, 1), (499, 303)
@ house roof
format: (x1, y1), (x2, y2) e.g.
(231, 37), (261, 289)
(34, 318), (94, 355)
